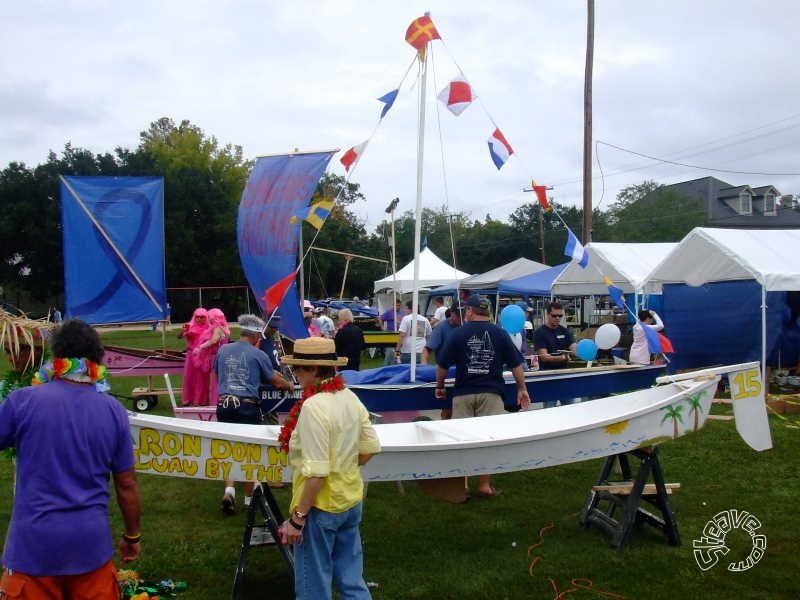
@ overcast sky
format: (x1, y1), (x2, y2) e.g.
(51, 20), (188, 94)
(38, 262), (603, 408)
(2, 0), (799, 233)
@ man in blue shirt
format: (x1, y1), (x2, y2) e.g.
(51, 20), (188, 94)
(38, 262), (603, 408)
(214, 314), (293, 514)
(435, 296), (531, 497)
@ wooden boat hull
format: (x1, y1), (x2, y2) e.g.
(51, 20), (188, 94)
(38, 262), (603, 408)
(130, 369), (739, 485)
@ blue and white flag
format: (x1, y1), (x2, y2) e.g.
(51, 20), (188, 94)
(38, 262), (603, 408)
(563, 230), (589, 268)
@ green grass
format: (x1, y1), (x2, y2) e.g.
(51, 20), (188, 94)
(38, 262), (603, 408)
(1, 329), (798, 599)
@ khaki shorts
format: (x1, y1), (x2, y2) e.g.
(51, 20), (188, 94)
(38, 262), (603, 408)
(452, 392), (505, 419)
(1, 561), (121, 599)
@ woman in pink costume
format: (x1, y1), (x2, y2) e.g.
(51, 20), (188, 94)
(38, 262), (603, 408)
(177, 307), (211, 406)
(195, 308), (230, 406)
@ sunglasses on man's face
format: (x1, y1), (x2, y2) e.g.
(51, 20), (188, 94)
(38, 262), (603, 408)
(549, 313), (564, 318)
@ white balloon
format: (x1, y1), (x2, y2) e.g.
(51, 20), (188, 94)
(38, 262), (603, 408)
(595, 323), (621, 350)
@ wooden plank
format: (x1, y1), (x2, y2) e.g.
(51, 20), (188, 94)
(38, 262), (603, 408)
(592, 482), (681, 495)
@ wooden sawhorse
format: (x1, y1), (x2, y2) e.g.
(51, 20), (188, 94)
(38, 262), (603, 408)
(579, 446), (681, 550)
(231, 482), (294, 599)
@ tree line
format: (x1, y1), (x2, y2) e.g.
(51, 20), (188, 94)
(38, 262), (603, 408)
(0, 118), (705, 313)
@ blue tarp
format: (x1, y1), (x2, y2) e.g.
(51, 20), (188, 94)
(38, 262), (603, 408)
(237, 152), (334, 340)
(661, 280), (788, 370)
(61, 176), (167, 324)
(498, 263), (568, 297)
(341, 364), (456, 384)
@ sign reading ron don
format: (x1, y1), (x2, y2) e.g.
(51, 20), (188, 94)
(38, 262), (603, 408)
(131, 424), (288, 485)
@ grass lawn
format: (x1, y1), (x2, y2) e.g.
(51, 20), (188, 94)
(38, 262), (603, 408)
(1, 328), (798, 599)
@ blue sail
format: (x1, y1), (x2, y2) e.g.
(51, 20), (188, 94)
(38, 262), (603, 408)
(61, 176), (167, 324)
(237, 152), (335, 340)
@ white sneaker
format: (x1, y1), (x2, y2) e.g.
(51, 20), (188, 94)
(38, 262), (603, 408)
(249, 526), (275, 546)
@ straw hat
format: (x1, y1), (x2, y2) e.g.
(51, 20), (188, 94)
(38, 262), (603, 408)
(282, 337), (348, 366)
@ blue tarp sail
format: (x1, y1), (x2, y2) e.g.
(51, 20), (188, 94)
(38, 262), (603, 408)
(60, 176), (167, 325)
(237, 152), (335, 340)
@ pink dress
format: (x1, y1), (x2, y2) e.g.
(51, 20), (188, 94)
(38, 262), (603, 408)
(181, 308), (211, 406)
(202, 308), (230, 406)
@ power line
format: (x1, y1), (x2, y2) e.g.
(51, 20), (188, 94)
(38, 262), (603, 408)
(595, 141), (800, 177)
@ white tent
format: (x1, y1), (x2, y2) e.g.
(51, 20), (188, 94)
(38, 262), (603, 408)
(457, 257), (549, 290)
(552, 242), (677, 297)
(373, 246), (470, 293)
(646, 227), (800, 388)
(645, 228), (800, 292)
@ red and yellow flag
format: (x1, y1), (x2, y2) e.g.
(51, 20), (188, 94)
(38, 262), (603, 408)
(405, 15), (440, 56)
(532, 179), (551, 211)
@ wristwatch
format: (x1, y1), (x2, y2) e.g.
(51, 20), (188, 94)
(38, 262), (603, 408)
(293, 509), (308, 520)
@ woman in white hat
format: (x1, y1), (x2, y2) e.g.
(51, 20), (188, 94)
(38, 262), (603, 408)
(278, 337), (381, 599)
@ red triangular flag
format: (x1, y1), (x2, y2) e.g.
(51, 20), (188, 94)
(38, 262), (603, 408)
(532, 179), (551, 211)
(658, 332), (675, 353)
(262, 271), (296, 313)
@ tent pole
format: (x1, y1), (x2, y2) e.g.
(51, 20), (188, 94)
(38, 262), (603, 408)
(761, 285), (767, 395)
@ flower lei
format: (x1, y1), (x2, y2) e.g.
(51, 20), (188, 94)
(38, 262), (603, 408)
(278, 375), (345, 453)
(32, 357), (110, 392)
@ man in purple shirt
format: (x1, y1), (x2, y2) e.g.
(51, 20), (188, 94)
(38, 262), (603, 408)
(0, 319), (141, 598)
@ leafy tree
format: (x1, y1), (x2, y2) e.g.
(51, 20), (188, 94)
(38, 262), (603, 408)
(605, 180), (706, 242)
(138, 118), (251, 287)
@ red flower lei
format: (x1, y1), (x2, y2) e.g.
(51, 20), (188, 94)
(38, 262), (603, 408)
(278, 375), (345, 453)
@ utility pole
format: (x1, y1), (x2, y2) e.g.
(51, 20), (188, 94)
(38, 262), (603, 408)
(582, 0), (595, 244)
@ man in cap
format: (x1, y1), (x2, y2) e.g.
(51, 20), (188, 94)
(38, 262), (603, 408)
(214, 314), (294, 514)
(435, 295), (531, 497)
(423, 303), (464, 419)
(313, 306), (335, 339)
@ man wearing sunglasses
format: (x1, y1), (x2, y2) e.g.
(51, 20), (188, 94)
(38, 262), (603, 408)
(533, 301), (576, 371)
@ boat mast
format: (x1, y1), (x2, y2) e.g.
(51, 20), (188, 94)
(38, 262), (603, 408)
(410, 33), (429, 381)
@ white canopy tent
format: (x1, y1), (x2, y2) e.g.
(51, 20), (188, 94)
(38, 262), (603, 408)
(373, 246), (470, 293)
(552, 242), (677, 302)
(646, 227), (800, 388)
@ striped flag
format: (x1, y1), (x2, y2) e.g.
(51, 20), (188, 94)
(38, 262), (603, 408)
(487, 128), (513, 170)
(564, 230), (589, 268)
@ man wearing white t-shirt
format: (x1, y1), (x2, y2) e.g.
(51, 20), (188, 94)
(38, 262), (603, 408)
(431, 296), (447, 326)
(396, 300), (432, 364)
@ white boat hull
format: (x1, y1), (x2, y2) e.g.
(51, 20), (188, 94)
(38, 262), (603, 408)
(130, 365), (767, 484)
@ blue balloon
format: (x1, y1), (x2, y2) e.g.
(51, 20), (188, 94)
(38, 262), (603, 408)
(576, 339), (598, 361)
(500, 304), (525, 334)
